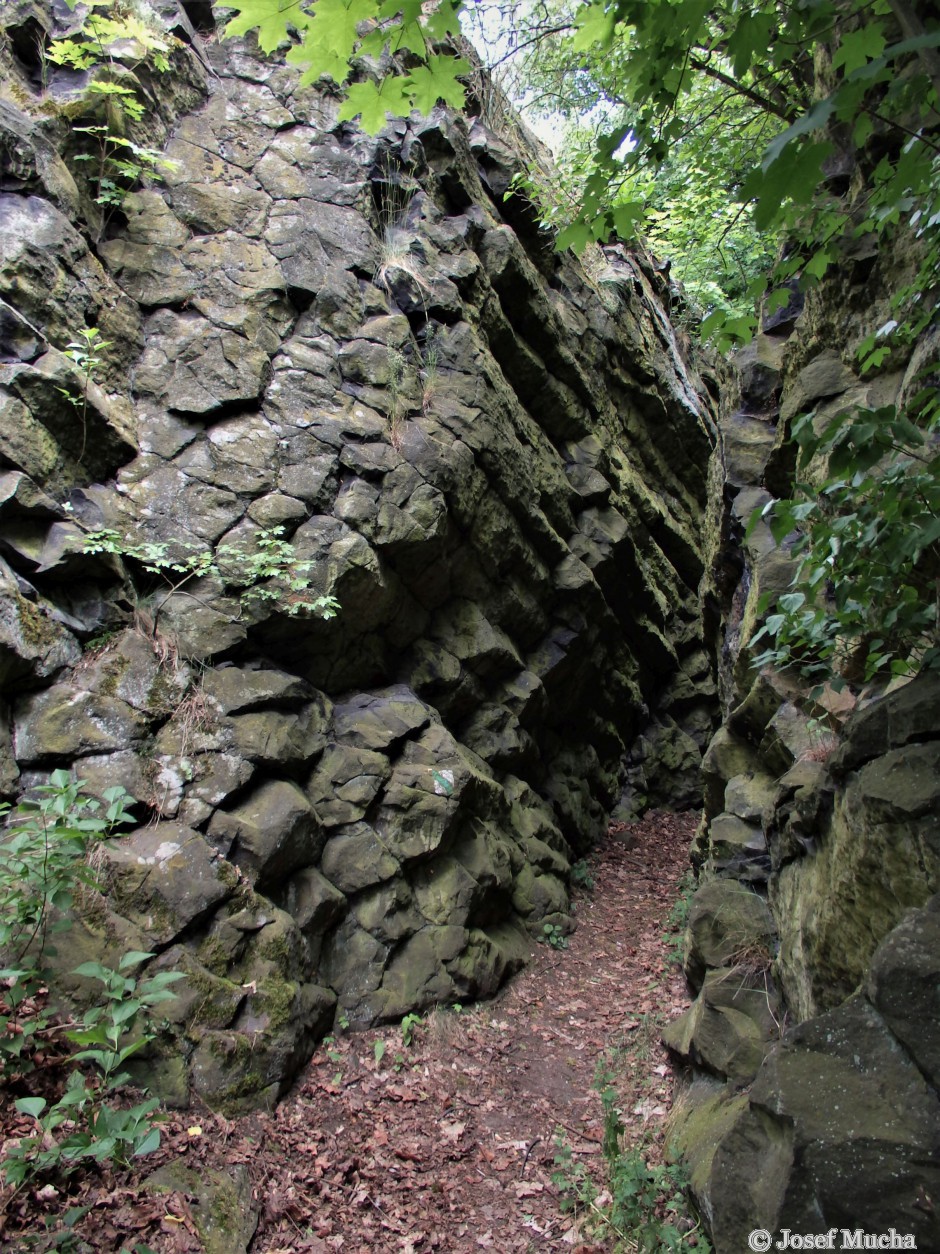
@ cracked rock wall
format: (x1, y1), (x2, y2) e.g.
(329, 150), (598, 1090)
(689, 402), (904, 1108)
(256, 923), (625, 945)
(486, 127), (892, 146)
(1, 3), (718, 1109)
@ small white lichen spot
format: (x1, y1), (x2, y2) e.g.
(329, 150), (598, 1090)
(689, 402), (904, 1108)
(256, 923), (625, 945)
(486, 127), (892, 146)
(153, 841), (181, 862)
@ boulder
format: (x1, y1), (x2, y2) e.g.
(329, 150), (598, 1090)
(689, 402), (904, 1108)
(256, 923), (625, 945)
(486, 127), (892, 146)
(867, 895), (940, 1089)
(207, 779), (323, 888)
(663, 966), (781, 1083)
(684, 879), (777, 992)
(104, 824), (236, 946)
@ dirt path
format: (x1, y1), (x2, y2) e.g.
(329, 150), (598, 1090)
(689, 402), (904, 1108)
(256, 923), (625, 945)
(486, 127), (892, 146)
(1, 812), (697, 1253)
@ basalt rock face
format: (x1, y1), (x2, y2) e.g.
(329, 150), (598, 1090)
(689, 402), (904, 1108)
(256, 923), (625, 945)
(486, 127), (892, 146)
(0, 6), (718, 1108)
(669, 186), (940, 1247)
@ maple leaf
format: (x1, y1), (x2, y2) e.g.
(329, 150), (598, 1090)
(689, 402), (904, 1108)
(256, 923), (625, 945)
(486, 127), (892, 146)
(378, 0), (424, 20)
(405, 55), (470, 116)
(285, 38), (348, 86)
(572, 0), (616, 52)
(337, 76), (412, 133)
(421, 0), (462, 42)
(310, 0), (376, 57)
(223, 0), (312, 53)
(388, 17), (429, 57)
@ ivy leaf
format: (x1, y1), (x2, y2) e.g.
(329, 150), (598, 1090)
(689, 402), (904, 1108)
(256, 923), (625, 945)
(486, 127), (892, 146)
(405, 55), (471, 116)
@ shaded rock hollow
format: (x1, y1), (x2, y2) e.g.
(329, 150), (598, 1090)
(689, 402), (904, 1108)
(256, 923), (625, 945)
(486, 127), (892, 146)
(0, 4), (719, 1109)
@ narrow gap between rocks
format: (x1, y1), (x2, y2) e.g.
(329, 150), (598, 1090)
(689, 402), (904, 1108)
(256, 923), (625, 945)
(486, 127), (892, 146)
(0, 813), (698, 1253)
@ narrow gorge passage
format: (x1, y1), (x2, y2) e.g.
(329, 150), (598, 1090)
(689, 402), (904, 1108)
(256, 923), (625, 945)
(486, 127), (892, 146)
(0, 813), (697, 1252)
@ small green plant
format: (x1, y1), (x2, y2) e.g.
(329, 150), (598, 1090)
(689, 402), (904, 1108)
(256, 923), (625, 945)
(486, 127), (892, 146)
(420, 323), (442, 416)
(57, 326), (110, 463)
(66, 952), (182, 1090)
(48, 0), (178, 211)
(6, 1085), (164, 1185)
(80, 525), (340, 633)
(50, 1), (174, 75)
(322, 1032), (344, 1085)
(662, 871), (697, 966)
(73, 119), (174, 209)
(570, 859), (595, 893)
(0, 773), (133, 1080)
(0, 776), (182, 1186)
(600, 1070), (708, 1251)
(551, 1127), (598, 1215)
(373, 1038), (386, 1066)
(541, 922), (568, 950)
(400, 1012), (423, 1047)
(552, 1070), (709, 1251)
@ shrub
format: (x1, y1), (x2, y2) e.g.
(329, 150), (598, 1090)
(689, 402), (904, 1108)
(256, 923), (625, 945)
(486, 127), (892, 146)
(0, 773), (182, 1185)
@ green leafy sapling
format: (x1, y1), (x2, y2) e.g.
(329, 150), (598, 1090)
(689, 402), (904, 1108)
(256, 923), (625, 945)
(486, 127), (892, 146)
(0, 775), (185, 1184)
(0, 773), (134, 1078)
(80, 525), (340, 632)
(57, 326), (111, 463)
(66, 952), (183, 1091)
(49, 0), (178, 208)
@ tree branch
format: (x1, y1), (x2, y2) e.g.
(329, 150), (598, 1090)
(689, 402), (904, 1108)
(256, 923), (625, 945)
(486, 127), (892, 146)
(688, 54), (799, 122)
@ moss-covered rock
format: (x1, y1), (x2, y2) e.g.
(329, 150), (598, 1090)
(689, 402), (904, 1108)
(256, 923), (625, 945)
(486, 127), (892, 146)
(867, 895), (940, 1089)
(207, 777), (323, 889)
(145, 1161), (259, 1254)
(663, 966), (781, 1083)
(13, 684), (146, 761)
(772, 739), (940, 1020)
(306, 742), (390, 825)
(105, 824), (236, 946)
(320, 822), (401, 894)
(684, 880), (777, 993)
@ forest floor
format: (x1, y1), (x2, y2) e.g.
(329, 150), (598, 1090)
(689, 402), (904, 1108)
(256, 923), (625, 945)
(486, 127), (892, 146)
(0, 812), (701, 1254)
